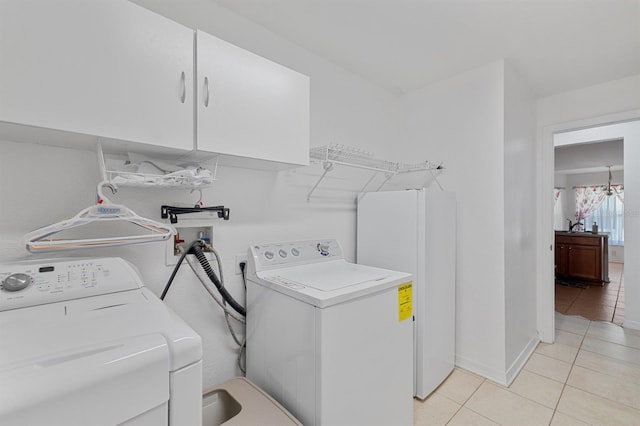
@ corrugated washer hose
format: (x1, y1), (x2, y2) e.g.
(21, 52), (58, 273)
(190, 244), (247, 317)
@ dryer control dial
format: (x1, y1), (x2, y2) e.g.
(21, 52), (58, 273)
(2, 273), (31, 292)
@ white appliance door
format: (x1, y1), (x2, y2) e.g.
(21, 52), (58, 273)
(357, 189), (457, 399)
(357, 190), (419, 286)
(357, 190), (419, 392)
(419, 189), (456, 398)
(0, 334), (170, 426)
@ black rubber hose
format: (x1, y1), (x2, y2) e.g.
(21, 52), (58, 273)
(190, 244), (246, 317)
(160, 239), (202, 300)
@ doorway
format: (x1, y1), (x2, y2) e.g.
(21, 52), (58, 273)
(538, 111), (640, 343)
(553, 134), (624, 325)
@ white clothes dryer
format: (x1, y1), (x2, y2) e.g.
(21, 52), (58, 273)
(0, 257), (202, 426)
(246, 239), (414, 426)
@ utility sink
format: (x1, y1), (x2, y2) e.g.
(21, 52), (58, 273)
(203, 389), (241, 425)
(202, 377), (302, 425)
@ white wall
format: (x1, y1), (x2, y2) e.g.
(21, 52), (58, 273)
(537, 74), (640, 335)
(619, 121), (640, 328)
(0, 3), (402, 389)
(399, 60), (538, 384)
(538, 74), (640, 127)
(503, 62), (538, 380)
(400, 61), (509, 381)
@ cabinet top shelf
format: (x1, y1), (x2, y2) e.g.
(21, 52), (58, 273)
(555, 231), (608, 238)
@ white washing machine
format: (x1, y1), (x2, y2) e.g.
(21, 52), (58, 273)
(0, 257), (202, 426)
(246, 239), (414, 426)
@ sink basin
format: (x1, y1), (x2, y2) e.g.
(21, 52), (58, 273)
(202, 389), (241, 426)
(202, 377), (302, 425)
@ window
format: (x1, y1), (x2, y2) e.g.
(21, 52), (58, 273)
(587, 195), (624, 244)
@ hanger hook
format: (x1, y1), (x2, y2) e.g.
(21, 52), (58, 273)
(190, 188), (203, 207)
(97, 181), (117, 204)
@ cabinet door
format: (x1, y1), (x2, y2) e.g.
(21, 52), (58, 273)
(567, 245), (601, 281)
(555, 243), (568, 277)
(0, 0), (193, 150)
(196, 30), (309, 166)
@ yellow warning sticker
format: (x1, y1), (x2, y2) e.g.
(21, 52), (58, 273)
(398, 282), (413, 322)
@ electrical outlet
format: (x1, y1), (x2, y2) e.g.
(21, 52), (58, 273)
(235, 254), (247, 275)
(165, 225), (214, 266)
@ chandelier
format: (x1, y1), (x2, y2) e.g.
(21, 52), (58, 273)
(604, 166), (623, 196)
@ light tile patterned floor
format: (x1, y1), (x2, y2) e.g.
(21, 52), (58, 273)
(414, 313), (640, 425)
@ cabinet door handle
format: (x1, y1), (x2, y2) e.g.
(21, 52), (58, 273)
(204, 76), (210, 107)
(180, 71), (186, 104)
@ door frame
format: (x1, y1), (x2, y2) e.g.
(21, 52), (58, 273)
(538, 109), (640, 343)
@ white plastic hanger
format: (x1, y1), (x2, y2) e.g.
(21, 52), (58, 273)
(24, 182), (175, 253)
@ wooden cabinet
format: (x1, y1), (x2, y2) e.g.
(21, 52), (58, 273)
(0, 0), (194, 151)
(195, 30), (309, 167)
(555, 243), (568, 277)
(555, 232), (609, 285)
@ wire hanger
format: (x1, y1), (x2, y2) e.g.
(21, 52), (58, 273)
(23, 181), (175, 253)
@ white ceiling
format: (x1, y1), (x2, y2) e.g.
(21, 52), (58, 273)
(212, 0), (640, 97)
(555, 140), (624, 174)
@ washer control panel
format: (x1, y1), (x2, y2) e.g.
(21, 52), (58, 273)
(250, 239), (344, 270)
(0, 258), (143, 311)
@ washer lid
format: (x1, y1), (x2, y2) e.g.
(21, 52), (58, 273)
(268, 261), (393, 292)
(256, 260), (412, 308)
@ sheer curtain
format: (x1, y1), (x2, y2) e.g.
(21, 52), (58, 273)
(574, 186), (607, 231)
(554, 189), (565, 230)
(589, 187), (625, 244)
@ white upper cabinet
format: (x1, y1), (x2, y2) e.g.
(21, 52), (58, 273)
(196, 30), (310, 167)
(0, 0), (194, 151)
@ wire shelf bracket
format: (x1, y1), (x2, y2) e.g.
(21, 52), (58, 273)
(307, 144), (443, 201)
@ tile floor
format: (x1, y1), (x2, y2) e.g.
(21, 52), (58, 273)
(555, 262), (624, 325)
(414, 312), (640, 425)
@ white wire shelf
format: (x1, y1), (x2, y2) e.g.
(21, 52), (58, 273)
(97, 142), (217, 189)
(307, 144), (443, 201)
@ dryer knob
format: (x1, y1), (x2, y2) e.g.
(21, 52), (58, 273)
(2, 273), (31, 292)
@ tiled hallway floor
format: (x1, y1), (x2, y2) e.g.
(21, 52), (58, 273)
(414, 313), (640, 425)
(555, 262), (624, 325)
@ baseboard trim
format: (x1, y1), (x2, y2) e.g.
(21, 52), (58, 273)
(455, 336), (540, 386)
(623, 319), (640, 331)
(505, 336), (540, 386)
(454, 355), (508, 386)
